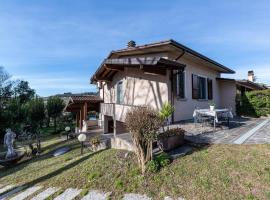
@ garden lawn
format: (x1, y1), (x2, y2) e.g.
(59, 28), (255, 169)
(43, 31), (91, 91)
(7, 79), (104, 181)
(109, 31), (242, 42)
(1, 138), (270, 200)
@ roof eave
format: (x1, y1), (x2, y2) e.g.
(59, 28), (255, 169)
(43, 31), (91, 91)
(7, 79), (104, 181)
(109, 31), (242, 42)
(90, 39), (235, 82)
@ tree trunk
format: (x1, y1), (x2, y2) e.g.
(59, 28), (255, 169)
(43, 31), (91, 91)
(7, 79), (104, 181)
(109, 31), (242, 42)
(46, 117), (50, 127)
(54, 117), (57, 133)
(132, 134), (153, 174)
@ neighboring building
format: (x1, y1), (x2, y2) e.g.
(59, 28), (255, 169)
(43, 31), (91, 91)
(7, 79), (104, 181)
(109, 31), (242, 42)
(236, 70), (269, 96)
(91, 39), (237, 135)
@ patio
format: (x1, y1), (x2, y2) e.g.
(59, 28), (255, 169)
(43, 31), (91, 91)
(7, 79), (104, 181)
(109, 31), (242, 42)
(76, 116), (270, 153)
(171, 117), (270, 144)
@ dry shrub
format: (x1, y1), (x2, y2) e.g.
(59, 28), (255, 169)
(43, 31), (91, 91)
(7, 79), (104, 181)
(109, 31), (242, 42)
(125, 106), (162, 174)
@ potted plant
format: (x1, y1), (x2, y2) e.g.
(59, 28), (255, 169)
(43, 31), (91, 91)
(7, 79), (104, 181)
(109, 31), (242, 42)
(159, 102), (175, 131)
(157, 128), (185, 152)
(209, 101), (216, 111)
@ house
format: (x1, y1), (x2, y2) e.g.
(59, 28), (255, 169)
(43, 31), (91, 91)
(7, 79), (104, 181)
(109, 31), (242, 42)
(236, 70), (269, 96)
(91, 39), (237, 135)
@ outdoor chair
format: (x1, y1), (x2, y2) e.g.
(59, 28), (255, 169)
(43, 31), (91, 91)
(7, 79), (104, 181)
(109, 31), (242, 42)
(194, 107), (213, 133)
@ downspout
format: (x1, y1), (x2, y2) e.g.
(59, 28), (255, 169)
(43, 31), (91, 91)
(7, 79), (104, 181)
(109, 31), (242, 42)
(171, 50), (186, 124)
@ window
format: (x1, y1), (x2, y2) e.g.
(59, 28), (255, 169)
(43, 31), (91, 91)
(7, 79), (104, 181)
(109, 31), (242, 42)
(198, 76), (207, 99)
(173, 70), (185, 98)
(192, 74), (213, 100)
(116, 81), (124, 104)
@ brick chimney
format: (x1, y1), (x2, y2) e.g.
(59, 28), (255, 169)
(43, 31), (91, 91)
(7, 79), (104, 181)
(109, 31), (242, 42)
(127, 40), (136, 48)
(248, 70), (255, 82)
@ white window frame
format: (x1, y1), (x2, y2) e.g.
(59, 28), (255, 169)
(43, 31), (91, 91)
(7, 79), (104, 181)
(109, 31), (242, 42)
(116, 81), (124, 104)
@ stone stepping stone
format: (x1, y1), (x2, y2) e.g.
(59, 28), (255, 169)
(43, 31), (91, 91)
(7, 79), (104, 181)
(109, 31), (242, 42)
(31, 187), (59, 200)
(164, 197), (185, 200)
(0, 185), (14, 195)
(9, 186), (42, 200)
(0, 186), (25, 200)
(54, 188), (81, 200)
(123, 193), (151, 200)
(81, 190), (111, 200)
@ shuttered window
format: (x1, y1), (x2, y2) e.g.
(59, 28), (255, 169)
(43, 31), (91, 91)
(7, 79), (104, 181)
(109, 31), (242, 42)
(192, 74), (199, 99)
(173, 70), (185, 99)
(192, 74), (212, 100)
(207, 79), (213, 100)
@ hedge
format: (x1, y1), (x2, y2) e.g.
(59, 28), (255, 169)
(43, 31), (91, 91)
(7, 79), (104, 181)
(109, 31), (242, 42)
(237, 89), (270, 117)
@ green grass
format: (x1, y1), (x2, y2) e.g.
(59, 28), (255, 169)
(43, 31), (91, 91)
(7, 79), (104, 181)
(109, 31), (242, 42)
(1, 138), (270, 200)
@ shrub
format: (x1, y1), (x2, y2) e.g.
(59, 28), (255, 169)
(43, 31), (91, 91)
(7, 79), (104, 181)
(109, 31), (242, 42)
(155, 152), (171, 167)
(160, 158), (171, 167)
(159, 102), (175, 130)
(90, 136), (101, 147)
(147, 160), (160, 173)
(158, 127), (185, 140)
(237, 90), (270, 117)
(147, 153), (171, 173)
(125, 107), (163, 174)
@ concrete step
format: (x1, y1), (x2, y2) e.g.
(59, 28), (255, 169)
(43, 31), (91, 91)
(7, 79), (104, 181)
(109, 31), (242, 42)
(9, 186), (42, 200)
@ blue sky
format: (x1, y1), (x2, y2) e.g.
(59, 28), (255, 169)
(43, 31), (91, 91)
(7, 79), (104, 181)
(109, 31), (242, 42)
(1, 0), (270, 96)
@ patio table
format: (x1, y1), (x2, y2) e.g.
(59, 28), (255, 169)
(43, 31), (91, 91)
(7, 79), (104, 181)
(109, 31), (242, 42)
(193, 108), (233, 129)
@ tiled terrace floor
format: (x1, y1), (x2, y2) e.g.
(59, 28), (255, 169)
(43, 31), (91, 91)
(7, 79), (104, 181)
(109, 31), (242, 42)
(79, 117), (270, 149)
(170, 117), (270, 144)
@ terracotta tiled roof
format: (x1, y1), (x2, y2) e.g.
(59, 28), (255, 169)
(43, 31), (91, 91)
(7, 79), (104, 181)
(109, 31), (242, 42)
(64, 95), (103, 112)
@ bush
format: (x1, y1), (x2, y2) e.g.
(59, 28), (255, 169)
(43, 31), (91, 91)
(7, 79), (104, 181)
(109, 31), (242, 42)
(90, 136), (101, 146)
(147, 153), (171, 173)
(159, 102), (175, 130)
(147, 160), (160, 173)
(157, 127), (185, 140)
(155, 152), (171, 167)
(125, 106), (163, 174)
(237, 90), (270, 117)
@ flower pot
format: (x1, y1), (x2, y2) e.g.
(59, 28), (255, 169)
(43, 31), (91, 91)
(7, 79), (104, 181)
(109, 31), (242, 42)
(210, 105), (215, 111)
(158, 134), (184, 152)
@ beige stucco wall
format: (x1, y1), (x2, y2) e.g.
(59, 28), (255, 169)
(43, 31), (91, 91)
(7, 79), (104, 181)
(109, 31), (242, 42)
(102, 66), (170, 110)
(218, 80), (237, 114)
(171, 56), (223, 121)
(124, 68), (169, 110)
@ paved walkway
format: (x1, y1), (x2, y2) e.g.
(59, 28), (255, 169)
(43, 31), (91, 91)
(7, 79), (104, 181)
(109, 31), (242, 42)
(0, 185), (184, 200)
(172, 117), (270, 144)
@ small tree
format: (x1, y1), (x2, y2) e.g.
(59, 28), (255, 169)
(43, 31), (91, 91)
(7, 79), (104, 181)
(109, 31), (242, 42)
(25, 97), (45, 151)
(125, 107), (163, 174)
(159, 102), (175, 131)
(13, 80), (35, 104)
(46, 97), (65, 133)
